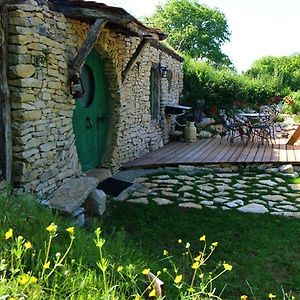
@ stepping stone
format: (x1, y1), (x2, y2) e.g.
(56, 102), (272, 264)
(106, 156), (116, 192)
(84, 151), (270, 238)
(279, 164), (294, 174)
(134, 177), (147, 183)
(259, 180), (278, 187)
(268, 201), (277, 207)
(288, 184), (300, 191)
(177, 175), (195, 181)
(161, 191), (178, 197)
(199, 185), (214, 192)
(156, 175), (171, 179)
(222, 206), (231, 210)
(215, 185), (233, 192)
(277, 186), (288, 192)
(276, 205), (298, 212)
(153, 198), (174, 205)
(249, 200), (268, 205)
(233, 183), (247, 189)
(216, 173), (239, 178)
(214, 178), (232, 183)
(234, 194), (247, 199)
(266, 168), (279, 174)
(203, 174), (214, 179)
(271, 212), (300, 219)
(274, 177), (285, 183)
(179, 202), (202, 209)
(214, 192), (230, 196)
(178, 186), (193, 192)
(238, 204), (269, 214)
(197, 190), (212, 197)
(213, 197), (228, 204)
(183, 192), (196, 198)
(200, 200), (214, 206)
(153, 179), (179, 185)
(226, 200), (244, 208)
(262, 195), (286, 202)
(236, 180), (247, 184)
(49, 177), (99, 214)
(128, 198), (149, 205)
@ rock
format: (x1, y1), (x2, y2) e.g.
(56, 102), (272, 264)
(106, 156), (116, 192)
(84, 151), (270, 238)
(233, 183), (247, 189)
(177, 175), (195, 181)
(161, 191), (178, 197)
(83, 189), (106, 216)
(197, 117), (215, 126)
(72, 207), (85, 227)
(198, 130), (212, 139)
(178, 186), (193, 192)
(259, 180), (277, 187)
(226, 200), (244, 208)
(153, 198), (173, 205)
(276, 205), (298, 211)
(288, 184), (300, 191)
(261, 195), (286, 202)
(197, 190), (211, 197)
(49, 177), (99, 214)
(153, 179), (179, 185)
(179, 202), (202, 209)
(178, 165), (196, 173)
(238, 204), (269, 214)
(213, 197), (228, 204)
(266, 167), (279, 174)
(277, 186), (288, 192)
(127, 198), (149, 205)
(281, 172), (299, 178)
(279, 164), (294, 174)
(200, 200), (214, 206)
(274, 177), (285, 183)
(216, 173), (239, 178)
(199, 184), (214, 192)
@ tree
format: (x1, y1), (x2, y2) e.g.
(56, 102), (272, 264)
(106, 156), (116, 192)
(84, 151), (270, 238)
(147, 0), (231, 66)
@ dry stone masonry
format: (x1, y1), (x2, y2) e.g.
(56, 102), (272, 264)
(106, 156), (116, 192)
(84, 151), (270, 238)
(5, 0), (183, 194)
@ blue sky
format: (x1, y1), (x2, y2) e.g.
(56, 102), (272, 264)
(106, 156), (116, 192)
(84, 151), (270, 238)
(101, 0), (300, 72)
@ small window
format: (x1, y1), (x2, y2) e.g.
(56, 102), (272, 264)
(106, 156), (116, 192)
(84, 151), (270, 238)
(150, 66), (160, 120)
(78, 64), (95, 108)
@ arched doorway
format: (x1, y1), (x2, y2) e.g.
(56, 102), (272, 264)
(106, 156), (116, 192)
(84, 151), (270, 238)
(73, 48), (109, 172)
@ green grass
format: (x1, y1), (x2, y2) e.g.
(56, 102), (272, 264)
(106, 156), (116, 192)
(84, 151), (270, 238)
(104, 202), (300, 299)
(1, 174), (300, 299)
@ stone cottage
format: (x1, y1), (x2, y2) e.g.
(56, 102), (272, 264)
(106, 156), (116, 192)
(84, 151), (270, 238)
(0, 0), (184, 195)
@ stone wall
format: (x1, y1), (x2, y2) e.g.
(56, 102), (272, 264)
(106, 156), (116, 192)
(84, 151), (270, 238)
(7, 0), (183, 195)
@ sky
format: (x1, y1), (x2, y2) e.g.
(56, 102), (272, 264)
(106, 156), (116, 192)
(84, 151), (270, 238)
(100, 0), (300, 73)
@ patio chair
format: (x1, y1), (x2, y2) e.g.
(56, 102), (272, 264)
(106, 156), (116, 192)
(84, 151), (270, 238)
(219, 110), (248, 145)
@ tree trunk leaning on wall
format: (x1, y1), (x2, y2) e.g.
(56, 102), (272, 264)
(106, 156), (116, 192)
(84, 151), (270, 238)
(0, 3), (12, 183)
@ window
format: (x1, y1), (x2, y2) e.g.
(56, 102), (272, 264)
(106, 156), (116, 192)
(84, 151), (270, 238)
(150, 66), (160, 120)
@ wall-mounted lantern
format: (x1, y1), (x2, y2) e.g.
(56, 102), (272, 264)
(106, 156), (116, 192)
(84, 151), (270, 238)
(158, 64), (168, 78)
(69, 73), (84, 99)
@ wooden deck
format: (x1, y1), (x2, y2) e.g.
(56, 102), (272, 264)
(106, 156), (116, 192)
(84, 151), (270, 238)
(123, 137), (300, 169)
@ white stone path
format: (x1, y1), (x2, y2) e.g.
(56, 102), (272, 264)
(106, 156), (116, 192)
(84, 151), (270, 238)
(118, 170), (300, 219)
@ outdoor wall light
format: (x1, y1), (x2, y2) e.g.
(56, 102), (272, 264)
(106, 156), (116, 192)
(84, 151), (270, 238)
(159, 64), (168, 78)
(69, 73), (84, 99)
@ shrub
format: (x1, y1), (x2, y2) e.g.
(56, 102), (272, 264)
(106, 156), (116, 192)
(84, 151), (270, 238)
(282, 91), (300, 114)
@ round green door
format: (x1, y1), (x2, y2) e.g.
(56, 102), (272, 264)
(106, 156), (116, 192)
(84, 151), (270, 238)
(73, 49), (108, 172)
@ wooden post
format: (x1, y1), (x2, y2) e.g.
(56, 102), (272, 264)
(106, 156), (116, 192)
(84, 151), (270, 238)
(72, 18), (107, 73)
(287, 125), (300, 145)
(0, 2), (12, 183)
(122, 38), (148, 82)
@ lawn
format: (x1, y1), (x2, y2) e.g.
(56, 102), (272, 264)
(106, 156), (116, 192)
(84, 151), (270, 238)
(1, 173), (300, 299)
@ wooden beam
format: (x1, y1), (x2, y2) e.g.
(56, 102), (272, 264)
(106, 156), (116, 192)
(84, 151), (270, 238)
(0, 3), (12, 183)
(287, 125), (300, 145)
(122, 38), (148, 82)
(72, 18), (107, 73)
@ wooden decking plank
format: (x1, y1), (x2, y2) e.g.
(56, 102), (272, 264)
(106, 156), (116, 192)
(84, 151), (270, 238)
(182, 139), (216, 163)
(197, 138), (227, 163)
(216, 142), (240, 163)
(286, 144), (296, 162)
(294, 145), (300, 162)
(189, 138), (221, 163)
(165, 139), (211, 164)
(245, 142), (259, 163)
(253, 143), (267, 162)
(270, 142), (280, 162)
(261, 143), (273, 162)
(228, 143), (248, 163)
(279, 139), (287, 162)
(236, 143), (254, 162)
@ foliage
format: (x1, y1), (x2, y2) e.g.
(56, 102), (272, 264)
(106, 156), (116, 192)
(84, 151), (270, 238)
(182, 57), (283, 116)
(147, 0), (231, 66)
(282, 91), (300, 114)
(246, 54), (300, 94)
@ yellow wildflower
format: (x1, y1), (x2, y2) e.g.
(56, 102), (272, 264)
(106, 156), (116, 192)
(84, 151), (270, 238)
(163, 268), (168, 272)
(66, 227), (75, 235)
(194, 254), (201, 262)
(240, 295), (248, 300)
(149, 289), (156, 297)
(187, 287), (195, 293)
(43, 261), (51, 269)
(163, 249), (168, 256)
(5, 228), (13, 240)
(117, 266), (123, 272)
(142, 268), (150, 275)
(269, 293), (276, 299)
(24, 241), (32, 249)
(192, 261), (200, 269)
(18, 274), (30, 285)
(46, 223), (57, 233)
(30, 276), (37, 284)
(199, 235), (206, 241)
(178, 239), (182, 244)
(212, 242), (218, 247)
(223, 263), (233, 271)
(185, 242), (190, 249)
(174, 274), (183, 284)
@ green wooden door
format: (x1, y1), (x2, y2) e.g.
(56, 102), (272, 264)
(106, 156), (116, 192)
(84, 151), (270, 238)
(73, 49), (108, 172)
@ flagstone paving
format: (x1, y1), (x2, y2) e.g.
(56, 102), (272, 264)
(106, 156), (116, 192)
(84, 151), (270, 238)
(115, 168), (300, 219)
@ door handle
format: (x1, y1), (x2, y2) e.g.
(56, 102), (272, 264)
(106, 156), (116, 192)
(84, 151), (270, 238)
(86, 117), (93, 129)
(97, 114), (107, 122)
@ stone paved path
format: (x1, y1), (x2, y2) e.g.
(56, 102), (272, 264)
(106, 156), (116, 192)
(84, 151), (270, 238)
(116, 166), (300, 219)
